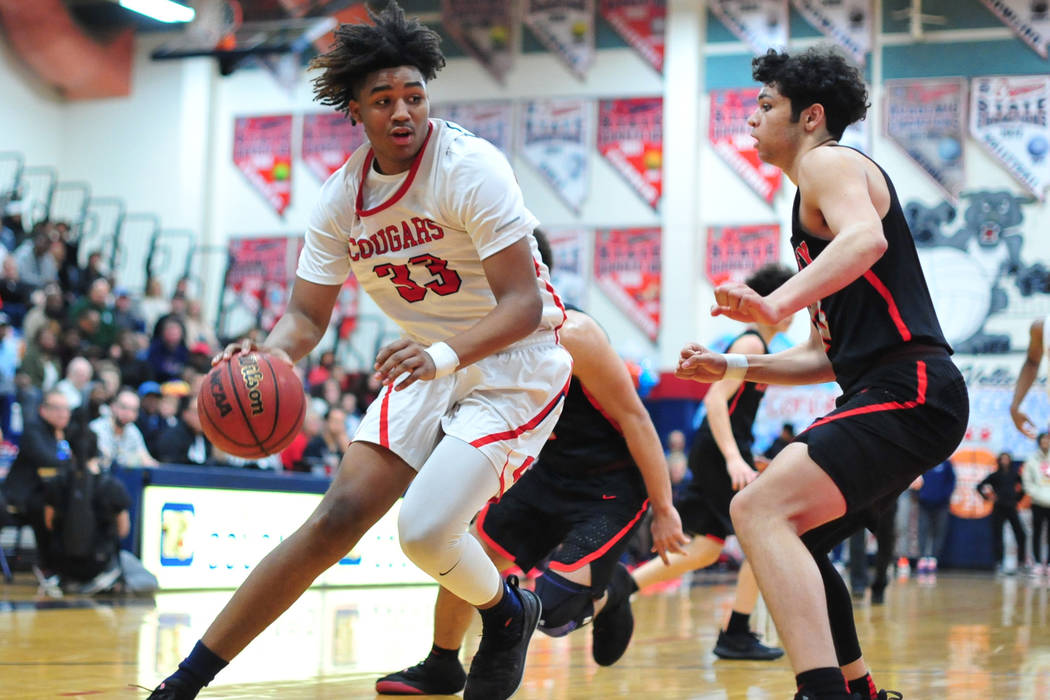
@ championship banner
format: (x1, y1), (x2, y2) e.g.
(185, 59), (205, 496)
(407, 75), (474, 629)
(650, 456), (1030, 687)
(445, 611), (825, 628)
(523, 0), (595, 79)
(978, 0), (1050, 58)
(545, 227), (588, 308)
(597, 97), (663, 209)
(705, 224), (780, 287)
(970, 75), (1050, 199)
(431, 101), (514, 156)
(441, 0), (518, 83)
(225, 237), (295, 332)
(594, 227), (661, 341)
(790, 0), (873, 65)
(519, 98), (592, 213)
(709, 88), (782, 204)
(233, 115), (293, 217)
(599, 0), (665, 73)
(301, 112), (365, 183)
(710, 0), (788, 55)
(224, 237), (359, 334)
(885, 78), (968, 200)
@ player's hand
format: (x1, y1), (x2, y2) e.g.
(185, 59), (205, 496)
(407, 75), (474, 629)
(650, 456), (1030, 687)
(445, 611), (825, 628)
(212, 339), (293, 367)
(374, 338), (435, 391)
(710, 282), (779, 324)
(1011, 405), (1038, 439)
(649, 505), (690, 566)
(674, 343), (727, 383)
(726, 456), (758, 491)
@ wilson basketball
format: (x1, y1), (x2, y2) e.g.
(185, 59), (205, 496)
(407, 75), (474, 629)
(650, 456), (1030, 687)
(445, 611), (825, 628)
(197, 351), (306, 458)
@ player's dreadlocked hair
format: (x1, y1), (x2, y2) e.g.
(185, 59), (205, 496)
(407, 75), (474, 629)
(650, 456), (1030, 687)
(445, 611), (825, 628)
(310, 1), (445, 120)
(752, 47), (869, 140)
(745, 263), (794, 297)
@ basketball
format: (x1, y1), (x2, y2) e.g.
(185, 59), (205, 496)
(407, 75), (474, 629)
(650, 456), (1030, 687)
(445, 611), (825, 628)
(197, 351), (306, 458)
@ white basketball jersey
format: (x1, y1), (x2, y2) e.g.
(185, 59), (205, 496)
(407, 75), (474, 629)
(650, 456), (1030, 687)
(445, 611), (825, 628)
(298, 119), (564, 345)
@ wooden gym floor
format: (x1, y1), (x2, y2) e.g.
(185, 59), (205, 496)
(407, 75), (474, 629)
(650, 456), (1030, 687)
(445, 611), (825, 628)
(2, 569), (1049, 699)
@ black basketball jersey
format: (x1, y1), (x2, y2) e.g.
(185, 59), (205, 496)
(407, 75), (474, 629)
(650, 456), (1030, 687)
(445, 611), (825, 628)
(696, 329), (769, 448)
(538, 308), (633, 477)
(790, 147), (950, 392)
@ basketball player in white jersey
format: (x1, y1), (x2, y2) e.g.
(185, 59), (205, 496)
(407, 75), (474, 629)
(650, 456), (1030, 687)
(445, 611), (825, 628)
(1011, 316), (1050, 438)
(147, 4), (571, 700)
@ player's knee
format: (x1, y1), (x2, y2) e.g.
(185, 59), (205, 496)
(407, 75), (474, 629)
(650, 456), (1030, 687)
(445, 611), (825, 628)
(729, 488), (759, 536)
(397, 513), (455, 572)
(534, 571), (594, 638)
(306, 491), (372, 556)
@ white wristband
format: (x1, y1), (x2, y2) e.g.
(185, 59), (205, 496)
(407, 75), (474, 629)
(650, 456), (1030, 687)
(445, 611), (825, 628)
(424, 341), (460, 379)
(722, 353), (748, 381)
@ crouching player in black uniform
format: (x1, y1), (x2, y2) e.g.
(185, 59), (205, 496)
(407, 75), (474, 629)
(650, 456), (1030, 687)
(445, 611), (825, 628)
(630, 264), (794, 662)
(376, 231), (688, 695)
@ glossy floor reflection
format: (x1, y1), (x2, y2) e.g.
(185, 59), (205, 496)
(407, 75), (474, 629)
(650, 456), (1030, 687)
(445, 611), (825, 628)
(3, 570), (1049, 699)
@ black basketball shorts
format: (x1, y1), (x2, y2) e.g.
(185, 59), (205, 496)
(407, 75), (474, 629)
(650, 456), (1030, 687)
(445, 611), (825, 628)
(475, 464), (648, 594)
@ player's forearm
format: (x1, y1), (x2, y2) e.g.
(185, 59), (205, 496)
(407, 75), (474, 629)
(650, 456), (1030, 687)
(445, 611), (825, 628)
(767, 222), (886, 321)
(739, 344), (836, 386)
(622, 415), (675, 512)
(446, 288), (543, 367)
(1010, 359), (1039, 410)
(265, 309), (329, 363)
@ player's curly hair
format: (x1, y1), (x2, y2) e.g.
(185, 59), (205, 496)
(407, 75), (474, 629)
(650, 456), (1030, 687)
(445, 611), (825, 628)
(310, 1), (445, 119)
(752, 47), (869, 140)
(746, 263), (794, 297)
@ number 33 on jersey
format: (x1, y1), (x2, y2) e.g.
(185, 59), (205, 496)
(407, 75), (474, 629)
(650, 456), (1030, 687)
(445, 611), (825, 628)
(296, 118), (565, 347)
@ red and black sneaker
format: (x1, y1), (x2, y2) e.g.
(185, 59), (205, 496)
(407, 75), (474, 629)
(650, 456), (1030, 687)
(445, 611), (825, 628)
(463, 575), (541, 700)
(375, 656), (466, 695)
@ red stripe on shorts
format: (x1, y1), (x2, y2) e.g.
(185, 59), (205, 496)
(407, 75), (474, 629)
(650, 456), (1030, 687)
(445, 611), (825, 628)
(548, 498), (650, 573)
(469, 375), (571, 448)
(378, 386), (392, 448)
(475, 502), (518, 563)
(804, 361), (928, 431)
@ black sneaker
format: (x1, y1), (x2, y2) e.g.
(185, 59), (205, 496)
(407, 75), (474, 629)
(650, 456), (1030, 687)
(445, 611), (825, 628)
(146, 677), (198, 699)
(592, 564), (634, 666)
(712, 629), (785, 660)
(375, 657), (467, 695)
(870, 584), (886, 605)
(463, 575), (541, 700)
(852, 692), (904, 700)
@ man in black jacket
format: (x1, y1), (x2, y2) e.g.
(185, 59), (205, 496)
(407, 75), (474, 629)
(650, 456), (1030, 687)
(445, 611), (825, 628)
(1, 389), (75, 576)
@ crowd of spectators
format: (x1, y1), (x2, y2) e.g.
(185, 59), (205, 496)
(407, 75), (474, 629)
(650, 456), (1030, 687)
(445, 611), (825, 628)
(0, 211), (367, 590)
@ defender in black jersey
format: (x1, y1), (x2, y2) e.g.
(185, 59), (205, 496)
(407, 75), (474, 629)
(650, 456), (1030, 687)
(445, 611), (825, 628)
(375, 232), (687, 695)
(675, 49), (968, 700)
(631, 264), (794, 662)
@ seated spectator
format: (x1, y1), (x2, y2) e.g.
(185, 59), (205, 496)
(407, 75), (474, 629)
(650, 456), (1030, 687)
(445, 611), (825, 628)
(112, 287), (146, 334)
(0, 256), (34, 328)
(89, 389), (159, 471)
(183, 298), (219, 350)
(152, 394), (216, 465)
(21, 324), (62, 391)
(22, 283), (66, 349)
(665, 429), (688, 495)
(110, 329), (154, 389)
(0, 389), (76, 579)
(76, 251), (107, 299)
(152, 293), (188, 339)
(306, 350), (336, 390)
(69, 278), (117, 349)
(280, 409), (324, 472)
(147, 317), (189, 383)
(136, 381), (164, 445)
(764, 422), (796, 462)
(302, 407), (349, 475)
(1, 198), (25, 251)
(54, 356), (93, 411)
(12, 225), (58, 288)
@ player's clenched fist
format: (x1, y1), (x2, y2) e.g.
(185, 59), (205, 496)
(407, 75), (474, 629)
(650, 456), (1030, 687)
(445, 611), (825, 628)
(674, 343), (728, 383)
(710, 281), (779, 325)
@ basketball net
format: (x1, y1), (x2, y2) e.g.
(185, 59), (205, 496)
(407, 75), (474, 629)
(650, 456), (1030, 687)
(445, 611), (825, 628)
(184, 0), (243, 51)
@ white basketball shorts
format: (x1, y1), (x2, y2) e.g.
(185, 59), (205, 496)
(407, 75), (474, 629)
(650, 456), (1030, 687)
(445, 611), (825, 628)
(353, 333), (573, 496)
